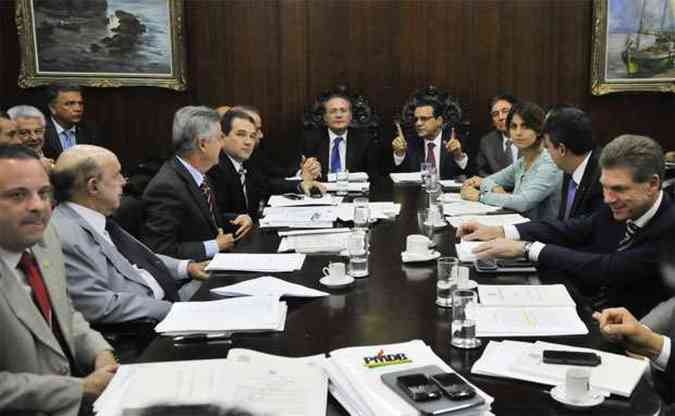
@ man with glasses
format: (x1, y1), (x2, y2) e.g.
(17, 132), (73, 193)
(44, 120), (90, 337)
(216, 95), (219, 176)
(7, 105), (54, 169)
(474, 93), (519, 177)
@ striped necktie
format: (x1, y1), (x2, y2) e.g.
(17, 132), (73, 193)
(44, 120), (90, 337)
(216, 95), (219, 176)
(239, 167), (248, 209)
(617, 221), (640, 251)
(199, 179), (217, 224)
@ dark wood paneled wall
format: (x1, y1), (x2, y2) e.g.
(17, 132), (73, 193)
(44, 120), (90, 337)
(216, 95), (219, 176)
(2, 0), (675, 170)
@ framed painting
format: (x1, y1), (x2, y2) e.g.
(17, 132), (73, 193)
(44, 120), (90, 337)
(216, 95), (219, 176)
(591, 0), (675, 95)
(15, 0), (187, 90)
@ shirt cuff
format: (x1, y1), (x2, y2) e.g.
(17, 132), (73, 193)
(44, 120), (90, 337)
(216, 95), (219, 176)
(528, 242), (546, 262)
(178, 260), (190, 279)
(455, 154), (468, 170)
(393, 152), (405, 166)
(203, 240), (219, 257)
(503, 225), (521, 240)
(653, 336), (670, 372)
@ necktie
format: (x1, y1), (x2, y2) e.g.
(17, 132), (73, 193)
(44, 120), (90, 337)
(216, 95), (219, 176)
(239, 167), (248, 209)
(564, 178), (578, 219)
(61, 129), (75, 149)
(330, 137), (343, 173)
(105, 219), (180, 301)
(199, 178), (217, 225)
(426, 142), (436, 170)
(18, 252), (52, 326)
(617, 221), (640, 251)
(504, 140), (513, 164)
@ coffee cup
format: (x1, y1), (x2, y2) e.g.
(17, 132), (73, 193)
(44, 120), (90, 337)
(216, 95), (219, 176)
(322, 262), (346, 282)
(406, 234), (431, 255)
(565, 367), (591, 402)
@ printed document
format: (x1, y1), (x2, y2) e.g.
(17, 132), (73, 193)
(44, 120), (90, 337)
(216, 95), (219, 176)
(447, 213), (530, 228)
(390, 172), (422, 183)
(211, 275), (329, 298)
(206, 253), (306, 272)
(267, 194), (341, 207)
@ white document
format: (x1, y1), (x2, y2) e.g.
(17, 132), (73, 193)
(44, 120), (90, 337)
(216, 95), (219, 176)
(278, 228), (352, 237)
(324, 182), (370, 193)
(468, 305), (588, 336)
(155, 296), (287, 335)
(478, 284), (575, 307)
(447, 213), (530, 228)
(211, 275), (329, 298)
(326, 171), (369, 182)
(336, 202), (401, 221)
(439, 179), (464, 188)
(390, 172), (422, 183)
(267, 194), (341, 207)
(260, 206), (338, 229)
(206, 253), (306, 272)
(455, 240), (483, 262)
(440, 193), (463, 203)
(443, 201), (501, 216)
(278, 232), (349, 253)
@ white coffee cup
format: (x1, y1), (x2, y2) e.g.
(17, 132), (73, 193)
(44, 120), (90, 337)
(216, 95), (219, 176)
(322, 262), (346, 281)
(565, 367), (591, 401)
(406, 234), (431, 255)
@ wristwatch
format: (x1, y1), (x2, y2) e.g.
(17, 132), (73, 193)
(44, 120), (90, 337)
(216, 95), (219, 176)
(521, 241), (533, 260)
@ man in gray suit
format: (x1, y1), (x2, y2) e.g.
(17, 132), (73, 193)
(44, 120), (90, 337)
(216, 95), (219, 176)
(473, 93), (518, 177)
(0, 144), (116, 415)
(50, 145), (208, 324)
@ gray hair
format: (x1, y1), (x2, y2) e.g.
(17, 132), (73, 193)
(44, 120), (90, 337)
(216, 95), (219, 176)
(172, 106), (221, 156)
(7, 105), (46, 125)
(50, 157), (102, 203)
(599, 134), (664, 184)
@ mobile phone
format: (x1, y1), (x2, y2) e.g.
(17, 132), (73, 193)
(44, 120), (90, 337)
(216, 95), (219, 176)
(429, 373), (477, 400)
(542, 350), (602, 367)
(496, 258), (533, 268)
(474, 258), (498, 272)
(282, 193), (303, 200)
(396, 373), (442, 402)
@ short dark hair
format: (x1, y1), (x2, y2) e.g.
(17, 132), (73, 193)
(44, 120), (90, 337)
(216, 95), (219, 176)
(489, 93), (518, 112)
(221, 110), (255, 136)
(0, 144), (40, 161)
(506, 101), (545, 138)
(414, 98), (444, 118)
(321, 93), (352, 114)
(230, 105), (260, 117)
(542, 105), (594, 155)
(46, 82), (82, 105)
(599, 134), (664, 184)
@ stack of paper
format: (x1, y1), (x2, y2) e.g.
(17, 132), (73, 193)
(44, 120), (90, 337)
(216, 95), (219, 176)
(443, 201), (502, 216)
(472, 340), (648, 397)
(447, 213), (530, 228)
(326, 171), (369, 182)
(468, 285), (588, 336)
(211, 275), (329, 298)
(154, 295), (287, 336)
(325, 339), (494, 416)
(260, 206), (338, 228)
(390, 172), (422, 183)
(277, 228), (351, 253)
(336, 201), (401, 221)
(95, 354), (328, 416)
(267, 194), (341, 207)
(206, 253), (306, 272)
(440, 179), (464, 188)
(324, 182), (370, 193)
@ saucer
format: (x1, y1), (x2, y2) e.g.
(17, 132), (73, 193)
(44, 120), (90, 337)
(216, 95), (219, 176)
(550, 385), (604, 409)
(320, 275), (355, 289)
(401, 250), (441, 263)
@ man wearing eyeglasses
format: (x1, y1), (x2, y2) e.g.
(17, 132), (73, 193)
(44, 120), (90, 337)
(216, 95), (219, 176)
(473, 93), (519, 177)
(7, 105), (54, 170)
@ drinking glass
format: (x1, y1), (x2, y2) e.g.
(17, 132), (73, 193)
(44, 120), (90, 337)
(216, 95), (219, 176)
(451, 290), (481, 349)
(420, 162), (432, 189)
(353, 197), (370, 229)
(417, 207), (438, 247)
(347, 229), (369, 278)
(436, 257), (459, 307)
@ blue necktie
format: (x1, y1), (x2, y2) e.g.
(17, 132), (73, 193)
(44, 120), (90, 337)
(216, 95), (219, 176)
(331, 137), (343, 173)
(564, 178), (577, 219)
(61, 130), (75, 149)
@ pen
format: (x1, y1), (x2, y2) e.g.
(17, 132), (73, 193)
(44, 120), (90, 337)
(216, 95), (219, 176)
(172, 333), (233, 344)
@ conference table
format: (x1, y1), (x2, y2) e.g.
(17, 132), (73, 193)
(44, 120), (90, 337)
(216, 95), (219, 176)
(138, 176), (664, 415)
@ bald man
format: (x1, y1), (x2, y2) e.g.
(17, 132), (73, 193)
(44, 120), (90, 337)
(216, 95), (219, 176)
(50, 145), (208, 324)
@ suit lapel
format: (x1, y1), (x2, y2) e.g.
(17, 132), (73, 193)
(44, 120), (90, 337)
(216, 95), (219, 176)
(220, 154), (246, 210)
(320, 129), (330, 177)
(172, 158), (219, 232)
(45, 120), (64, 155)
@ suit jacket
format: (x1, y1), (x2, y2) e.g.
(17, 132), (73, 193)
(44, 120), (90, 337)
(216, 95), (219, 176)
(0, 225), (111, 416)
(43, 117), (100, 160)
(51, 203), (186, 324)
(516, 192), (675, 318)
(301, 127), (381, 180)
(558, 150), (604, 220)
(474, 130), (512, 177)
(141, 157), (232, 261)
(390, 130), (467, 180)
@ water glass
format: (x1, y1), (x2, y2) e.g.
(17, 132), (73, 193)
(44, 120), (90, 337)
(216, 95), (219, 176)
(353, 197), (370, 228)
(347, 229), (369, 278)
(451, 289), (481, 349)
(336, 169), (350, 195)
(417, 207), (438, 247)
(436, 257), (459, 307)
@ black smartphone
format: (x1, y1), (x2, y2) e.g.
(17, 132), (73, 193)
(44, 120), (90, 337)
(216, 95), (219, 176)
(474, 258), (498, 272)
(396, 373), (442, 402)
(542, 350), (602, 367)
(429, 373), (477, 400)
(282, 193), (303, 200)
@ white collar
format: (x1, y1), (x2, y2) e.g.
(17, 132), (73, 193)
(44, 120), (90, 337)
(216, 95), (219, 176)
(424, 130), (443, 147)
(176, 155), (205, 187)
(226, 154), (244, 173)
(631, 190), (663, 229)
(65, 202), (107, 236)
(328, 129), (348, 141)
(51, 117), (75, 135)
(501, 132), (511, 145)
(0, 245), (25, 271)
(571, 151), (592, 185)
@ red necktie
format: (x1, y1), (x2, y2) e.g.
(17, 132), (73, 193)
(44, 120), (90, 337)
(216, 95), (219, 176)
(426, 142), (436, 170)
(18, 252), (53, 327)
(200, 179), (217, 224)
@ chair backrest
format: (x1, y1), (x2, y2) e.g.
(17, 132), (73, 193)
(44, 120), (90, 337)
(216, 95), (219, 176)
(398, 85), (469, 141)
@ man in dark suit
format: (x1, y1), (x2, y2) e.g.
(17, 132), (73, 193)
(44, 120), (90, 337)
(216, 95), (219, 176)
(474, 93), (518, 177)
(301, 93), (380, 180)
(142, 106), (246, 261)
(391, 98), (468, 179)
(543, 105), (604, 220)
(43, 83), (100, 159)
(459, 134), (675, 317)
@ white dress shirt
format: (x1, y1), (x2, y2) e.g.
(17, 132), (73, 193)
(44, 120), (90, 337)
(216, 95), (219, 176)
(0, 246), (31, 295)
(51, 117), (77, 149)
(393, 130), (468, 170)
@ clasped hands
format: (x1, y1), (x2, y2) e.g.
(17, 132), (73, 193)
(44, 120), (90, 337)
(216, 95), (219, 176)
(215, 214), (253, 252)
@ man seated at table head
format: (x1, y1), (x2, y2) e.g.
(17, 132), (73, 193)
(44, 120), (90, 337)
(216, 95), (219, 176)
(301, 92), (381, 180)
(391, 97), (468, 179)
(50, 145), (208, 324)
(8, 104), (55, 170)
(474, 93), (519, 177)
(0, 144), (118, 415)
(44, 82), (100, 159)
(543, 105), (603, 220)
(0, 110), (19, 145)
(141, 106), (238, 261)
(458, 134), (675, 317)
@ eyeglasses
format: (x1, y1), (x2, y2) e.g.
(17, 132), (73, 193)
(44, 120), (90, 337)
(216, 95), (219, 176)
(491, 109), (510, 118)
(17, 128), (45, 137)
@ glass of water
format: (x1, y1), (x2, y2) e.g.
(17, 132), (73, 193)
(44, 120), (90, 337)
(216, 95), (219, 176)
(420, 162), (432, 189)
(436, 257), (459, 307)
(417, 207), (437, 247)
(451, 289), (481, 349)
(336, 169), (350, 195)
(347, 229), (369, 278)
(353, 197), (370, 229)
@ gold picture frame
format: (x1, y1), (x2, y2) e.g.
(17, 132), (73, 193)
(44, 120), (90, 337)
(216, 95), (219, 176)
(15, 0), (187, 90)
(591, 0), (675, 95)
